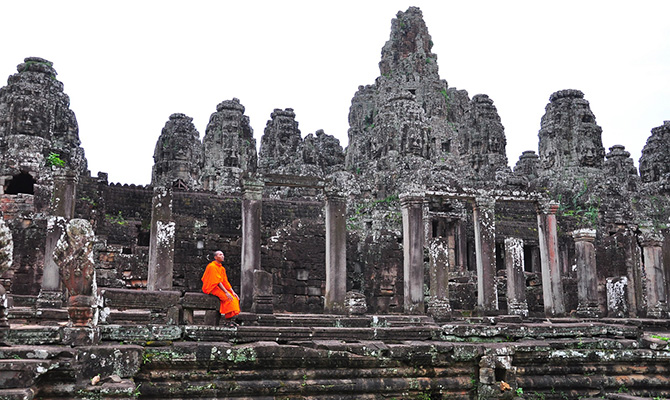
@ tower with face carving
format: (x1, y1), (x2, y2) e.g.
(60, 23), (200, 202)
(538, 89), (605, 172)
(0, 57), (87, 207)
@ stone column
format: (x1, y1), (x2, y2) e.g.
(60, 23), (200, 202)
(54, 219), (99, 345)
(473, 197), (497, 313)
(401, 193), (425, 314)
(0, 219), (13, 336)
(241, 178), (264, 311)
(537, 201), (565, 316)
(252, 269), (273, 314)
(573, 228), (600, 317)
(625, 227), (644, 317)
(456, 220), (468, 273)
(427, 238), (451, 320)
(325, 191), (347, 314)
(505, 237), (528, 317)
(147, 186), (175, 291)
(38, 170), (77, 309)
(638, 227), (668, 318)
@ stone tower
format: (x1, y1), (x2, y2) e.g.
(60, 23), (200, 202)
(462, 94), (509, 179)
(0, 57), (87, 207)
(513, 150), (540, 181)
(538, 89), (605, 172)
(151, 113), (203, 190)
(201, 98), (257, 194)
(258, 108), (302, 174)
(639, 121), (670, 189)
(346, 7), (452, 173)
(301, 129), (345, 175)
(345, 7), (509, 187)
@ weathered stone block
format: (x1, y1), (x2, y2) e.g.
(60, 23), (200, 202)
(76, 345), (143, 381)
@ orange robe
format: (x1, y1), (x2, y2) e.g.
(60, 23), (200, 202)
(201, 261), (240, 318)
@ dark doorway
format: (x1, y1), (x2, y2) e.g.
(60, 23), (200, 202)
(5, 172), (36, 195)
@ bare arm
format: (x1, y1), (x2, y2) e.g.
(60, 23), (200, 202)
(218, 282), (234, 300)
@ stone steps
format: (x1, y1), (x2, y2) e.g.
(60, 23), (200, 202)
(0, 388), (35, 400)
(0, 359), (54, 389)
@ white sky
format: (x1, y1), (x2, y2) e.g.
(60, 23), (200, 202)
(1, 1), (668, 185)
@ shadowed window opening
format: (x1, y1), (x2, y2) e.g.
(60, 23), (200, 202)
(495, 367), (507, 382)
(524, 245), (534, 272)
(136, 226), (150, 247)
(5, 172), (35, 195)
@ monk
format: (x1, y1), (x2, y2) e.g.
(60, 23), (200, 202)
(201, 251), (240, 320)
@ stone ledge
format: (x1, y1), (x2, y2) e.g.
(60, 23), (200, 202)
(180, 292), (219, 309)
(0, 388), (35, 400)
(100, 288), (180, 310)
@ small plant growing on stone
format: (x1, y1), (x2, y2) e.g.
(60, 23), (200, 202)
(46, 152), (66, 168)
(105, 211), (127, 226)
(516, 387), (524, 396)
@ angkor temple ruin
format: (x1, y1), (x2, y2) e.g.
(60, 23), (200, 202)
(1, 7), (670, 400)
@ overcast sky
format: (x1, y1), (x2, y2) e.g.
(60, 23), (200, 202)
(1, 1), (668, 185)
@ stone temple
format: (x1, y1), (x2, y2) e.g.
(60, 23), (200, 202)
(1, 7), (670, 400)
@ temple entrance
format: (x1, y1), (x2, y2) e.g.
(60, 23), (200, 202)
(5, 172), (36, 195)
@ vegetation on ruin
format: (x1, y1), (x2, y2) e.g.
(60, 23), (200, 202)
(105, 211), (127, 226)
(347, 194), (400, 230)
(46, 152), (66, 168)
(554, 179), (600, 229)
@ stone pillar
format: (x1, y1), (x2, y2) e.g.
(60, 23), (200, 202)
(473, 197), (497, 313)
(428, 238), (451, 320)
(0, 219), (13, 336)
(625, 227), (644, 317)
(606, 276), (629, 318)
(573, 228), (600, 317)
(38, 171), (77, 309)
(252, 269), (273, 314)
(241, 178), (264, 311)
(401, 193), (425, 314)
(325, 191), (347, 314)
(456, 220), (468, 273)
(638, 228), (668, 318)
(147, 186), (175, 291)
(537, 201), (565, 317)
(505, 237), (528, 317)
(54, 219), (99, 345)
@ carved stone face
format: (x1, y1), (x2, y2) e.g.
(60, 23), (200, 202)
(639, 160), (655, 183)
(541, 149), (556, 169)
(14, 104), (47, 137)
(406, 126), (424, 156)
(579, 143), (598, 167)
